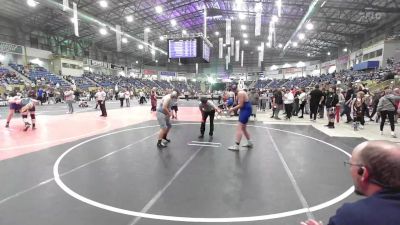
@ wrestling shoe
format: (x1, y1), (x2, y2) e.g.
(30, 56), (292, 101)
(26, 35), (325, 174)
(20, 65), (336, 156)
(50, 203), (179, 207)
(228, 145), (240, 151)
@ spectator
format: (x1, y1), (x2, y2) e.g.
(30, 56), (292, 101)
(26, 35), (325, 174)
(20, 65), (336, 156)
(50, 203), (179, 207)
(302, 140), (400, 225)
(377, 88), (400, 138)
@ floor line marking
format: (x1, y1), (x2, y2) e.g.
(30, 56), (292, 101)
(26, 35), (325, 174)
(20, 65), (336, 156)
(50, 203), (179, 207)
(128, 146), (204, 225)
(187, 143), (220, 148)
(53, 122), (354, 222)
(190, 141), (221, 145)
(0, 132), (158, 205)
(266, 128), (315, 220)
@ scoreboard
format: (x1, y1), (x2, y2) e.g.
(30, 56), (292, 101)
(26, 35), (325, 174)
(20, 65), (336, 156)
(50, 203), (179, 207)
(168, 37), (211, 63)
(168, 39), (197, 58)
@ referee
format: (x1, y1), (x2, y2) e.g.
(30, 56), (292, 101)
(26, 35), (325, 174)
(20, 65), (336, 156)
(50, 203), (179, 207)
(198, 97), (221, 138)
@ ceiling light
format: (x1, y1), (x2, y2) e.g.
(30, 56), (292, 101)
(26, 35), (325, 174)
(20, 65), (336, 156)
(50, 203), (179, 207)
(244, 40), (249, 44)
(138, 44), (144, 49)
(155, 60), (158, 63)
(170, 19), (177, 26)
(268, 35), (272, 41)
(306, 22), (314, 30)
(27, 0), (38, 7)
(215, 31), (220, 36)
(321, 0), (327, 7)
(238, 13), (246, 20)
(298, 33), (305, 40)
(278, 43), (283, 48)
(292, 42), (298, 47)
(122, 37), (128, 43)
(257, 46), (262, 51)
(343, 48), (348, 52)
(126, 15), (133, 23)
(144, 27), (150, 32)
(296, 61), (305, 68)
(159, 36), (165, 41)
(182, 30), (187, 35)
(155, 6), (163, 14)
(0, 54), (5, 61)
(98, 0), (108, 8)
(135, 60), (139, 64)
(327, 52), (331, 56)
(266, 42), (271, 47)
(272, 15), (279, 23)
(243, 33), (248, 38)
(151, 49), (155, 54)
(223, 44), (227, 47)
(99, 28), (107, 35)
(283, 63), (291, 68)
(307, 53), (311, 57)
(70, 17), (76, 23)
(241, 25), (247, 30)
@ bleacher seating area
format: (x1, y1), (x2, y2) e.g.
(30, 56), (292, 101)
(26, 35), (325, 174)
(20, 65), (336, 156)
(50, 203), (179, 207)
(171, 81), (189, 92)
(67, 76), (97, 90)
(253, 70), (387, 90)
(0, 67), (25, 86)
(83, 73), (118, 87)
(29, 67), (70, 87)
(9, 63), (24, 74)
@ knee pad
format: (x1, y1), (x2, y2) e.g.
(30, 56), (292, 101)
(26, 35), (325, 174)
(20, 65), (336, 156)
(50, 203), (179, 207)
(30, 114), (36, 120)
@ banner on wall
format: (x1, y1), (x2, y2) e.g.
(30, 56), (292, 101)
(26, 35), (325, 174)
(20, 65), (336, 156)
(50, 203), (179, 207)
(111, 64), (124, 70)
(0, 41), (24, 55)
(159, 71), (176, 76)
(283, 67), (302, 73)
(144, 69), (158, 75)
(89, 59), (110, 68)
(337, 54), (349, 65)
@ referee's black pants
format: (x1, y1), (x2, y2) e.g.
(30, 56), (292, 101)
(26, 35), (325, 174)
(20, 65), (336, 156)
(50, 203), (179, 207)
(200, 110), (215, 136)
(99, 100), (107, 116)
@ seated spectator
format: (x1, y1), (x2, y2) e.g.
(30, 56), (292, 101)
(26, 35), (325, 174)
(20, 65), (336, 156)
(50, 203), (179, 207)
(302, 140), (400, 225)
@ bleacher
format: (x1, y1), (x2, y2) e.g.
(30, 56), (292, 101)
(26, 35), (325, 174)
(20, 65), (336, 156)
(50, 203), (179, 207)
(29, 67), (70, 87)
(83, 73), (118, 87)
(153, 80), (173, 89)
(171, 81), (189, 92)
(0, 67), (25, 85)
(68, 76), (97, 90)
(9, 63), (24, 74)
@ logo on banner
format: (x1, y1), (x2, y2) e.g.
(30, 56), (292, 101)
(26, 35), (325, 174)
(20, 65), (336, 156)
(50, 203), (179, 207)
(0, 41), (24, 55)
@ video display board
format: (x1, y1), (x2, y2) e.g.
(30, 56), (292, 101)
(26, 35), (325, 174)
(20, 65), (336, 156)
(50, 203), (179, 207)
(168, 39), (197, 58)
(202, 41), (210, 62)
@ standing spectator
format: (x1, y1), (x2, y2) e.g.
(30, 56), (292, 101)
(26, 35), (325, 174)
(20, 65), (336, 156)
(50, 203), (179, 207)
(248, 88), (260, 120)
(302, 140), (400, 225)
(283, 89), (294, 120)
(37, 88), (44, 105)
(298, 88), (307, 118)
(150, 88), (157, 112)
(292, 88), (300, 116)
(341, 84), (355, 123)
(96, 87), (107, 117)
(325, 86), (339, 128)
(309, 85), (324, 122)
(377, 88), (400, 137)
(118, 91), (125, 107)
(64, 87), (74, 114)
(272, 88), (283, 120)
(124, 89), (131, 107)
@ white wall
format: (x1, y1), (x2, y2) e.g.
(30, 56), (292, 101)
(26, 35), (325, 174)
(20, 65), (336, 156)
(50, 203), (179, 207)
(61, 58), (83, 76)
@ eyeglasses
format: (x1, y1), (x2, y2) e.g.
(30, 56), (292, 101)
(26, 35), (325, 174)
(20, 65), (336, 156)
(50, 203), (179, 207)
(343, 161), (363, 168)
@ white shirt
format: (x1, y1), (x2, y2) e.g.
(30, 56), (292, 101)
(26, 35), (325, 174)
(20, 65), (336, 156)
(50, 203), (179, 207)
(283, 92), (294, 104)
(124, 91), (130, 99)
(95, 91), (106, 101)
(298, 92), (306, 102)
